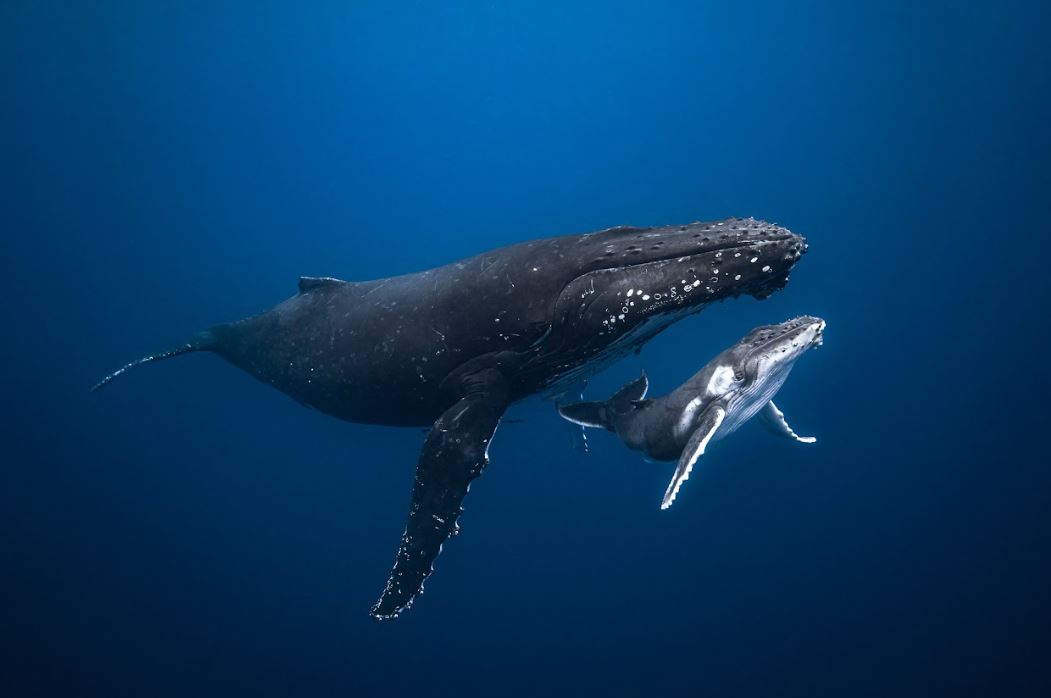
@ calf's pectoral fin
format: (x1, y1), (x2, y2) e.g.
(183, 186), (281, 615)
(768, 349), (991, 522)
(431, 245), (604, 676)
(370, 369), (510, 620)
(757, 401), (816, 444)
(661, 405), (725, 510)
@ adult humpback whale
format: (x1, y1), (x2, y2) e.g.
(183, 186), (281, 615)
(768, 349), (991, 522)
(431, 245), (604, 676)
(92, 217), (807, 618)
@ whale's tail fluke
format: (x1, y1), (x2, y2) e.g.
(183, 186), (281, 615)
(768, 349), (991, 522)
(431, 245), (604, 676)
(556, 371), (649, 431)
(90, 330), (218, 393)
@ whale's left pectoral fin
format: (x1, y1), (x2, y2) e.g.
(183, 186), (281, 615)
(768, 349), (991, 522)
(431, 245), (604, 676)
(758, 401), (816, 444)
(371, 369), (509, 620)
(661, 405), (725, 510)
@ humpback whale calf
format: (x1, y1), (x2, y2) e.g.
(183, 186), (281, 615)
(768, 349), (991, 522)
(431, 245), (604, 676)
(558, 316), (824, 509)
(92, 217), (807, 618)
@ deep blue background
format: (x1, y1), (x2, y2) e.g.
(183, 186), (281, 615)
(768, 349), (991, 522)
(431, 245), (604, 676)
(3, 1), (1050, 695)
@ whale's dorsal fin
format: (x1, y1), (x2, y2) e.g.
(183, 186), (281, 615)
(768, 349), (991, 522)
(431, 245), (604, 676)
(298, 276), (346, 293)
(611, 371), (648, 404)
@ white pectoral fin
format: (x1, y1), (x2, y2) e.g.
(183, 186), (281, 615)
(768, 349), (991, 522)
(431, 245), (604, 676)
(661, 406), (725, 510)
(758, 401), (816, 444)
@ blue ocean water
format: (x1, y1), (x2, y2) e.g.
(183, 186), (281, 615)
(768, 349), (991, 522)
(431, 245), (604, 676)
(3, 1), (1050, 695)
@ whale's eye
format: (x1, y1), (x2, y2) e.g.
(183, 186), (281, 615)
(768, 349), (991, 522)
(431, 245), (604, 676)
(734, 371), (745, 381)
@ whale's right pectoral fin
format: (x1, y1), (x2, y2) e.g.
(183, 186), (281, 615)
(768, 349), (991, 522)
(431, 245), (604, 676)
(661, 405), (725, 510)
(371, 369), (509, 620)
(758, 401), (816, 444)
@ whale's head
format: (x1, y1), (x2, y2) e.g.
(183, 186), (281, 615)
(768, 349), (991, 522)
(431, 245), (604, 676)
(573, 217), (806, 304)
(731, 315), (825, 391)
(543, 218), (807, 362)
(685, 315), (824, 438)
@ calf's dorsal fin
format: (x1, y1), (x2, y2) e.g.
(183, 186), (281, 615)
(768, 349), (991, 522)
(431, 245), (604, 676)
(610, 371), (649, 405)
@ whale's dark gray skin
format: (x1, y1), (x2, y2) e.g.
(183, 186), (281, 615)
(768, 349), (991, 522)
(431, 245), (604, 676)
(92, 217), (807, 618)
(558, 316), (824, 510)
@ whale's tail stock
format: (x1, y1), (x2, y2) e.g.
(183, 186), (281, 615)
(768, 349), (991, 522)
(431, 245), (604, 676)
(556, 371), (649, 431)
(90, 329), (218, 393)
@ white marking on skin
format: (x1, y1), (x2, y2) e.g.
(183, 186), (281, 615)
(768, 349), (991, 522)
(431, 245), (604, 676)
(642, 294), (650, 300)
(706, 365), (737, 398)
(762, 265), (771, 272)
(675, 396), (705, 438)
(558, 409), (605, 429)
(750, 257), (758, 263)
(627, 289), (634, 297)
(484, 422), (500, 460)
(734, 274), (741, 280)
(563, 414), (601, 428)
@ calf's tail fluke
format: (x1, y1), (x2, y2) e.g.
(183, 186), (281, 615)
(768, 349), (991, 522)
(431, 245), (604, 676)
(90, 330), (217, 393)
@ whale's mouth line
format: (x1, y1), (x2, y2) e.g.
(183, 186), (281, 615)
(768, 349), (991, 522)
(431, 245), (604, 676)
(550, 234), (801, 347)
(557, 240), (766, 322)
(588, 234), (797, 275)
